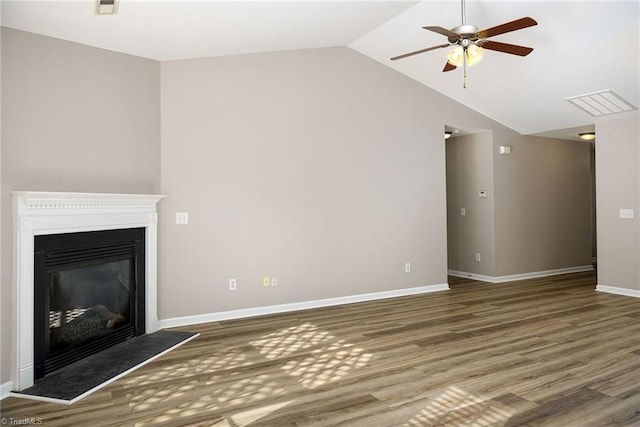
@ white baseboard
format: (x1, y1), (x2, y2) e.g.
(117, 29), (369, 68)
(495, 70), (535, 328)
(596, 284), (640, 298)
(448, 265), (594, 284)
(1, 381), (14, 400)
(448, 271), (497, 282)
(159, 283), (449, 329)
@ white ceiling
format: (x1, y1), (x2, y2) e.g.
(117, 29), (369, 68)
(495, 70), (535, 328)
(351, 0), (639, 140)
(0, 0), (420, 59)
(2, 1), (639, 141)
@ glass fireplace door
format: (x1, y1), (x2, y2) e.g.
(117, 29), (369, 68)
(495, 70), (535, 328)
(48, 259), (133, 353)
(34, 228), (145, 379)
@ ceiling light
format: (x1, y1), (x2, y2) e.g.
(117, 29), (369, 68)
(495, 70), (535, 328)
(466, 44), (485, 66)
(447, 46), (464, 67)
(444, 131), (453, 139)
(447, 44), (484, 68)
(566, 90), (637, 117)
(579, 132), (596, 141)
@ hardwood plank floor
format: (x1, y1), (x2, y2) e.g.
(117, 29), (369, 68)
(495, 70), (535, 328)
(2, 271), (640, 426)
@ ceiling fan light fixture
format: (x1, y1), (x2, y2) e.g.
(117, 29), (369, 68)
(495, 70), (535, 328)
(447, 46), (464, 67)
(466, 44), (485, 66)
(446, 44), (484, 67)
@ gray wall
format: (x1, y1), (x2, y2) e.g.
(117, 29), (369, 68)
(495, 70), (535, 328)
(493, 135), (593, 276)
(1, 28), (160, 384)
(596, 115), (640, 291)
(446, 131), (496, 276)
(159, 47), (451, 318)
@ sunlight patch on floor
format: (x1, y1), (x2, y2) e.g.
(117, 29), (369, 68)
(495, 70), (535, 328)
(228, 399), (295, 426)
(187, 347), (253, 373)
(402, 386), (514, 427)
(250, 322), (334, 359)
(122, 347), (249, 388)
(127, 379), (201, 412)
(252, 321), (373, 390)
(207, 374), (286, 404)
(282, 340), (373, 389)
(129, 322), (373, 425)
(132, 374), (286, 426)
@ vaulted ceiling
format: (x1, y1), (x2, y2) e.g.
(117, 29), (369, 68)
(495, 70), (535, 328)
(2, 1), (638, 141)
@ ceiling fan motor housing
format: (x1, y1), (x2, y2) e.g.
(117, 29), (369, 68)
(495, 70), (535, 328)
(449, 25), (480, 44)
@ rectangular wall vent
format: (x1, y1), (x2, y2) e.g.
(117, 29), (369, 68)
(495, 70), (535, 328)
(565, 90), (637, 117)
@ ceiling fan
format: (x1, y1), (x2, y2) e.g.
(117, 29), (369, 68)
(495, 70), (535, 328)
(391, 0), (537, 87)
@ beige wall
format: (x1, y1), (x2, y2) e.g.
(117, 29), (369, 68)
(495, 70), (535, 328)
(596, 115), (640, 291)
(159, 47), (452, 318)
(1, 28), (161, 384)
(446, 131), (496, 276)
(492, 135), (593, 276)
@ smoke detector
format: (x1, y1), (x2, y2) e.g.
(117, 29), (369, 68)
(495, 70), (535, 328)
(96, 0), (118, 15)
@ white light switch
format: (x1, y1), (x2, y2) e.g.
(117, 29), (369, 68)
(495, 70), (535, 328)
(619, 209), (634, 219)
(461, 208), (466, 216)
(176, 212), (189, 224)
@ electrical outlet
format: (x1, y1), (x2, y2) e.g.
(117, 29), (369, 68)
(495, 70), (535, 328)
(271, 276), (278, 287)
(228, 279), (237, 291)
(475, 253), (481, 262)
(262, 276), (270, 287)
(620, 209), (634, 219)
(405, 263), (411, 273)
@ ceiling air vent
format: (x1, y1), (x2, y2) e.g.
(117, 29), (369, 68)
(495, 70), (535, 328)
(565, 90), (637, 117)
(96, 0), (118, 15)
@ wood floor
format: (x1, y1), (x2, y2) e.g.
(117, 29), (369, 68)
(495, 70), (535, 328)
(3, 271), (640, 426)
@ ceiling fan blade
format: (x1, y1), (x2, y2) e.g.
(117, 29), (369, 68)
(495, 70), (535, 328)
(477, 17), (537, 39)
(480, 40), (534, 56)
(390, 43), (450, 61)
(443, 62), (457, 72)
(423, 26), (460, 40)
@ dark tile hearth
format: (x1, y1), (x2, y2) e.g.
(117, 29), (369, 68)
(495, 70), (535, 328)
(13, 330), (198, 404)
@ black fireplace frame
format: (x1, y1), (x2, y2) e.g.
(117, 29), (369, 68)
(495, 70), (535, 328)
(33, 227), (145, 380)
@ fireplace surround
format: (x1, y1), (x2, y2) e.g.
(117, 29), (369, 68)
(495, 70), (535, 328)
(12, 191), (165, 391)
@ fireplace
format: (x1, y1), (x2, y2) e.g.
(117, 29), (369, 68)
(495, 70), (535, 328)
(33, 228), (146, 379)
(12, 192), (165, 391)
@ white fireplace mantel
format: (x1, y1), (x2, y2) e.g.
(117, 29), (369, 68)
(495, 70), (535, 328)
(11, 191), (165, 391)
